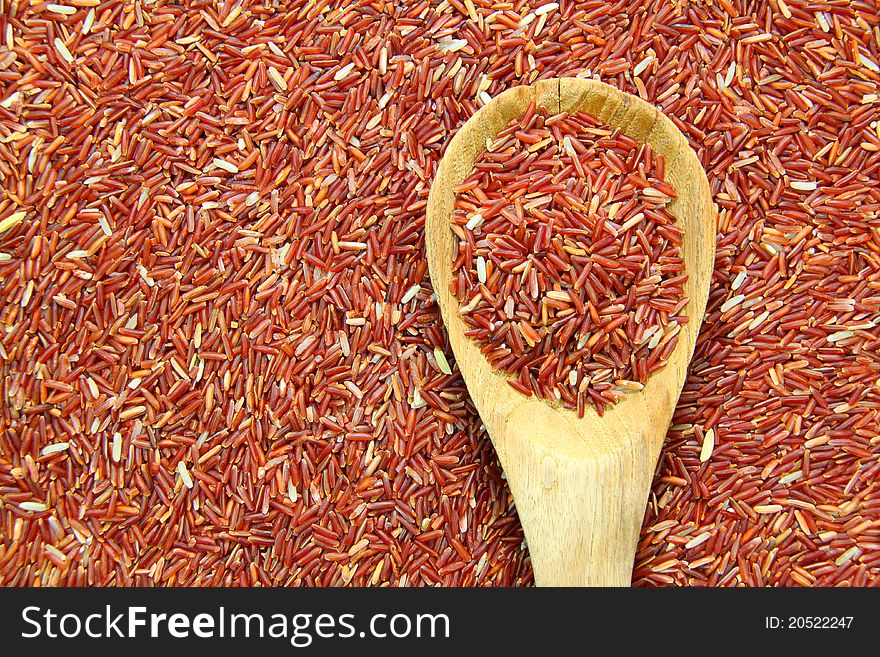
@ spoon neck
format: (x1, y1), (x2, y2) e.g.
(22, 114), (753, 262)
(494, 408), (662, 587)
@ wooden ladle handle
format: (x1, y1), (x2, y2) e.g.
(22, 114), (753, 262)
(493, 402), (661, 586)
(425, 78), (716, 586)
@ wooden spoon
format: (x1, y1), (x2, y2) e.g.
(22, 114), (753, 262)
(425, 78), (715, 586)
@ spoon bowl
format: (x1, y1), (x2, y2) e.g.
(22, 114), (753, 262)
(426, 78), (715, 586)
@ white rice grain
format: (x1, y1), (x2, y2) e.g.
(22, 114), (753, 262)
(41, 442), (70, 456)
(791, 180), (817, 191)
(632, 56), (654, 77)
(177, 461), (194, 489)
(720, 294), (745, 313)
(54, 38), (74, 64)
(433, 348), (453, 375)
(476, 256), (487, 284)
(699, 429), (715, 463)
(827, 330), (854, 343)
(685, 531), (712, 549)
(334, 62), (356, 80)
(401, 284), (421, 304)
(466, 213), (484, 230)
(47, 4), (77, 16)
(0, 211), (26, 234)
(438, 38), (468, 52)
(212, 157), (239, 173)
(534, 2), (559, 15)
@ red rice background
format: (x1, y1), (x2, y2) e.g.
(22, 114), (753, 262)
(1, 0), (879, 586)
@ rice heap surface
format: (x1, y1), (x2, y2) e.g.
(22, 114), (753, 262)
(450, 102), (688, 417)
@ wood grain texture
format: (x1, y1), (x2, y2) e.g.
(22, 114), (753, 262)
(426, 78), (716, 586)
